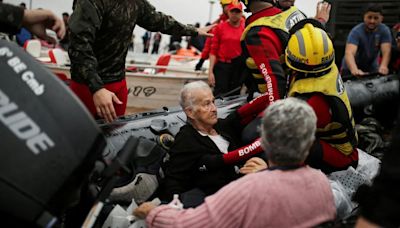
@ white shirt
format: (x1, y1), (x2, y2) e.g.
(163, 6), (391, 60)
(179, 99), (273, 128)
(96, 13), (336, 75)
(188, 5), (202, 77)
(198, 131), (230, 154)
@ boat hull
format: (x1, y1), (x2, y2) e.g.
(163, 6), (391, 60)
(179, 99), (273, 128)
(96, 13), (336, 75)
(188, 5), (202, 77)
(44, 63), (207, 111)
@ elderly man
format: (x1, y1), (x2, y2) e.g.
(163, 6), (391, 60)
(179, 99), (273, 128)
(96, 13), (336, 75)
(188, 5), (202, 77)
(158, 81), (244, 207)
(134, 98), (336, 228)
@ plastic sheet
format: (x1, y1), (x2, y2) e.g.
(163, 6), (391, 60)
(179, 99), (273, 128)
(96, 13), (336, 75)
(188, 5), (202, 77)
(328, 149), (381, 219)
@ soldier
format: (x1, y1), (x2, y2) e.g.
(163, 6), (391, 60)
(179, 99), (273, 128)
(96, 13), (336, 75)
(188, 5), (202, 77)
(68, 0), (213, 123)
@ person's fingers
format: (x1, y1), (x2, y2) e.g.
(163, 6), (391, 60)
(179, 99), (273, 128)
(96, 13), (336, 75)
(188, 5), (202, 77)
(112, 94), (123, 104)
(327, 4), (332, 12)
(45, 35), (57, 45)
(133, 209), (145, 219)
(107, 103), (117, 121)
(239, 167), (256, 174)
(96, 106), (103, 118)
(52, 21), (65, 39)
(101, 106), (113, 123)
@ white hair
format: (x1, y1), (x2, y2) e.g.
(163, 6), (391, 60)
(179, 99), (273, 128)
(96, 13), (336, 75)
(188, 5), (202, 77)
(179, 81), (211, 110)
(260, 97), (317, 164)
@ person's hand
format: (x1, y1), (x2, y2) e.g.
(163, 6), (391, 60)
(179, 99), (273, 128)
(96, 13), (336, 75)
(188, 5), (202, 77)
(133, 202), (157, 219)
(208, 71), (215, 87)
(93, 88), (123, 123)
(239, 157), (268, 174)
(195, 58), (205, 71)
(378, 65), (389, 75)
(22, 9), (66, 44)
(196, 24), (216, 37)
(351, 68), (367, 77)
(315, 1), (331, 23)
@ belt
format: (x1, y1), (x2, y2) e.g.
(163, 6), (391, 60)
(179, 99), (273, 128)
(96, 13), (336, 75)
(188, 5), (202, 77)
(218, 59), (232, 63)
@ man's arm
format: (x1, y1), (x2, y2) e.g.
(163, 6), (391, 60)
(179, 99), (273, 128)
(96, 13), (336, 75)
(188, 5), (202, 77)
(244, 27), (286, 101)
(0, 3), (65, 41)
(378, 43), (391, 75)
(69, 0), (122, 122)
(136, 0), (196, 36)
(0, 3), (24, 34)
(208, 26), (221, 87)
(136, 0), (213, 37)
(68, 0), (104, 93)
(345, 43), (367, 76)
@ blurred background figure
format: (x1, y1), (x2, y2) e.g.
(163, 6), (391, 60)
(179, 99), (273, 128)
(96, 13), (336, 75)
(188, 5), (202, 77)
(15, 2), (33, 46)
(169, 33), (182, 52)
(59, 12), (70, 50)
(187, 22), (206, 51)
(142, 31), (151, 53)
(151, 32), (162, 54)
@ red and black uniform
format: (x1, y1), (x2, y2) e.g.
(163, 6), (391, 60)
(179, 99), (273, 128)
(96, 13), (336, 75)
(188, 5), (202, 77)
(240, 7), (287, 100)
(217, 7), (288, 165)
(210, 18), (245, 96)
(195, 14), (229, 71)
(216, 6), (308, 165)
(288, 65), (359, 173)
(305, 94), (358, 173)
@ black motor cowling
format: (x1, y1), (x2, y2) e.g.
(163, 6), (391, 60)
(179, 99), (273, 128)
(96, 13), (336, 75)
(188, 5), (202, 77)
(0, 41), (105, 226)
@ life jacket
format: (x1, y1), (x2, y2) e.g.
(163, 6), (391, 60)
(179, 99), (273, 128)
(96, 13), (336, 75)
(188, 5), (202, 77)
(240, 7), (306, 93)
(288, 65), (358, 155)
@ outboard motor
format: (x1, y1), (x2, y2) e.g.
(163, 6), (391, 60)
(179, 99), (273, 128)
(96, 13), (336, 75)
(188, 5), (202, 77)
(0, 41), (106, 226)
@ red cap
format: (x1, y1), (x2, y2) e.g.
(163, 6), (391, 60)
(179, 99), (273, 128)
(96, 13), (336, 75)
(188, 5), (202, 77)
(227, 2), (243, 12)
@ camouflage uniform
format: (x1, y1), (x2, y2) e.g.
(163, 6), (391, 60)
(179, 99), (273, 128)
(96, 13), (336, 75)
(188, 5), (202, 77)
(0, 3), (24, 35)
(69, 0), (198, 94)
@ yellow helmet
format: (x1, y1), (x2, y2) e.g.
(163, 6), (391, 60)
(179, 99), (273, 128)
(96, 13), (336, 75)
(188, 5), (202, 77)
(220, 0), (233, 5)
(285, 23), (335, 73)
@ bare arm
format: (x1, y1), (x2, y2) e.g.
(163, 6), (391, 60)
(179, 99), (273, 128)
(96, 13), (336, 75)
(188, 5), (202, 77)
(23, 9), (65, 43)
(345, 43), (367, 76)
(378, 42), (391, 75)
(209, 54), (217, 87)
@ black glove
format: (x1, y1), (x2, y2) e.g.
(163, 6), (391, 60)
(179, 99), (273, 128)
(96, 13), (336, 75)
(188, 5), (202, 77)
(195, 58), (205, 71)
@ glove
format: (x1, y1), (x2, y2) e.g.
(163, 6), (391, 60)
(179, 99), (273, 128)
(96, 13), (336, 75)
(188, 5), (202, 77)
(195, 58), (205, 71)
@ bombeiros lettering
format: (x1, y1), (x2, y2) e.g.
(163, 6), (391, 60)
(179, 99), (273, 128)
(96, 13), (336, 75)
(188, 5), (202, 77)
(238, 140), (261, 156)
(0, 89), (54, 155)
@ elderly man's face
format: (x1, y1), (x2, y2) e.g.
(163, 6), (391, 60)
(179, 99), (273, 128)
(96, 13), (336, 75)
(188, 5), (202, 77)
(189, 89), (218, 128)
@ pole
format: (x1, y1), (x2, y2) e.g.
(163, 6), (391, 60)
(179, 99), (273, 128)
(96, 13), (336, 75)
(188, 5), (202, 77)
(209, 0), (215, 23)
(29, 0), (32, 9)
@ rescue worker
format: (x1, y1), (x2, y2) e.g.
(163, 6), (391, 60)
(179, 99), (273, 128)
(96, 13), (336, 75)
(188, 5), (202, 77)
(225, 20), (359, 174)
(209, 1), (245, 96)
(190, 0), (308, 166)
(68, 0), (213, 123)
(285, 21), (358, 173)
(195, 0), (233, 71)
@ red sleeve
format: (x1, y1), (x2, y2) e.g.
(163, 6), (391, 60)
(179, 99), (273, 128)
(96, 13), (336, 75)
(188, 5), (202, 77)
(210, 25), (221, 56)
(223, 138), (264, 164)
(244, 26), (286, 104)
(236, 93), (270, 125)
(200, 28), (216, 59)
(306, 94), (331, 128)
